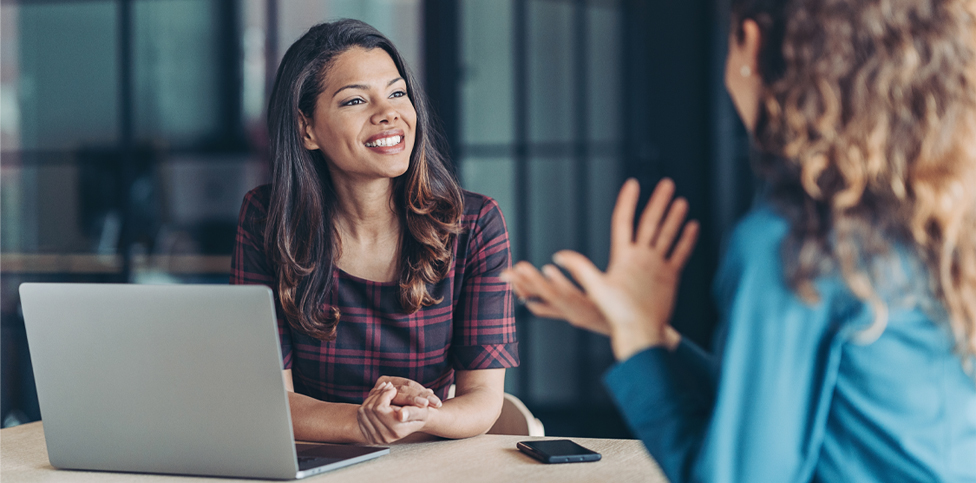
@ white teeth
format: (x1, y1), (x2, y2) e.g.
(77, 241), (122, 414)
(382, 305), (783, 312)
(365, 135), (402, 148)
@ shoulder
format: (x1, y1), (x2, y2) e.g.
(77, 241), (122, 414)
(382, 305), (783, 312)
(237, 184), (272, 235)
(461, 190), (503, 218)
(456, 191), (511, 268)
(460, 190), (508, 233)
(240, 184), (272, 217)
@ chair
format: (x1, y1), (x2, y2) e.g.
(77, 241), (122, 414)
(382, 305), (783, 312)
(446, 385), (545, 437)
(488, 393), (545, 436)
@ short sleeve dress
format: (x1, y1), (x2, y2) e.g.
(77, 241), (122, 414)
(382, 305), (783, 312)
(231, 185), (519, 403)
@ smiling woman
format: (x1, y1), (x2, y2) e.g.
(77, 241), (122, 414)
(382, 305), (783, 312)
(300, 47), (416, 182)
(230, 20), (519, 445)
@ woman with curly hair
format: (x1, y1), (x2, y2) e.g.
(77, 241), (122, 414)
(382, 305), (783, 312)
(232, 19), (518, 444)
(504, 0), (976, 480)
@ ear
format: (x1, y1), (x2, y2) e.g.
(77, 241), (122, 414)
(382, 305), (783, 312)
(738, 19), (762, 74)
(299, 112), (320, 151)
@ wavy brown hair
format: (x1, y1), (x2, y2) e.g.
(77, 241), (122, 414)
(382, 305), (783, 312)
(266, 20), (462, 340)
(733, 0), (976, 356)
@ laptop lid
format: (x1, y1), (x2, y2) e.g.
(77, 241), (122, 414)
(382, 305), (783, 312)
(19, 283), (386, 480)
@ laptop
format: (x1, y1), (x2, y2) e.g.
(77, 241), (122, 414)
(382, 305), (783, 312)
(19, 283), (389, 480)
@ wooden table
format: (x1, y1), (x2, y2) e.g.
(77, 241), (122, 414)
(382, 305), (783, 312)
(1, 422), (668, 482)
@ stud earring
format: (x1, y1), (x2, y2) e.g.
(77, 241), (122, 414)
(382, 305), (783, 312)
(740, 65), (752, 78)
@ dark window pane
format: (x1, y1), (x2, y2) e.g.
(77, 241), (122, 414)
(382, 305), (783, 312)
(18, 1), (119, 151)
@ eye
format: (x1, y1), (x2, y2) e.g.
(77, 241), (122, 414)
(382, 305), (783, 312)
(341, 97), (365, 107)
(390, 90), (407, 99)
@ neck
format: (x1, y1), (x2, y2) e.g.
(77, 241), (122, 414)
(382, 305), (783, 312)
(329, 175), (400, 243)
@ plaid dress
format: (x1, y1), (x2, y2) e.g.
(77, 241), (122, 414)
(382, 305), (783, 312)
(231, 185), (519, 403)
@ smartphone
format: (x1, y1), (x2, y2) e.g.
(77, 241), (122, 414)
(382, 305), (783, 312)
(516, 439), (602, 464)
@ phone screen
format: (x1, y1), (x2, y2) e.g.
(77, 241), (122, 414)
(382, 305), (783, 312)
(517, 439), (602, 464)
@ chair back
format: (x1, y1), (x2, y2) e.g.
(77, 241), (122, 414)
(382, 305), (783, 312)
(487, 393), (545, 436)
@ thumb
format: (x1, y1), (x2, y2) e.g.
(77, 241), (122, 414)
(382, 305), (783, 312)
(551, 250), (605, 295)
(377, 382), (397, 407)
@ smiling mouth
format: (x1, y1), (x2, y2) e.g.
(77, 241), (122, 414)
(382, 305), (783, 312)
(364, 135), (403, 148)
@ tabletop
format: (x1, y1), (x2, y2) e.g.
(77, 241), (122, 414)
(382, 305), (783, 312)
(0, 422), (668, 483)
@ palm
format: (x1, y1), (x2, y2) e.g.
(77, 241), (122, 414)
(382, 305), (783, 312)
(554, 179), (698, 359)
(505, 260), (611, 335)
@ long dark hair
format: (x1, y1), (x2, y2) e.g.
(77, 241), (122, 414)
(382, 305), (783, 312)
(265, 19), (463, 341)
(732, 0), (976, 356)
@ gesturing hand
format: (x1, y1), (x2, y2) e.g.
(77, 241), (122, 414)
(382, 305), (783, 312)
(552, 178), (699, 361)
(503, 261), (611, 336)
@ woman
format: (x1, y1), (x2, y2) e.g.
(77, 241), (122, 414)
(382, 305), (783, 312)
(232, 19), (518, 445)
(505, 0), (976, 481)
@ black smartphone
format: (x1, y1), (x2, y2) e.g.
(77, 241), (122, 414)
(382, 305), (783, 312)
(516, 439), (602, 464)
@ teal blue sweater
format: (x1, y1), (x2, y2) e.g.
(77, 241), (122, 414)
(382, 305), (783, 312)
(605, 207), (976, 482)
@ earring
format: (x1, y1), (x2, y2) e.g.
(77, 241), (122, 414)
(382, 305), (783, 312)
(740, 65), (752, 78)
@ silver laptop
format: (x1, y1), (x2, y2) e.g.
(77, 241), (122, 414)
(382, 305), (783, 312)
(19, 283), (388, 480)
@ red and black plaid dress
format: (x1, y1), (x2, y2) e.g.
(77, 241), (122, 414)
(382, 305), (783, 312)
(231, 185), (519, 404)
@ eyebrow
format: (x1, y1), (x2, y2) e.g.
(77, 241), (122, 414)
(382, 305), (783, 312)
(332, 77), (405, 98)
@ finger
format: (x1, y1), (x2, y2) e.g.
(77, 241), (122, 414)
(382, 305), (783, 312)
(391, 391), (429, 408)
(610, 179), (640, 261)
(378, 382), (397, 406)
(366, 381), (389, 399)
(364, 382), (394, 410)
(426, 389), (442, 408)
(502, 264), (535, 298)
(652, 197), (688, 251)
(513, 261), (559, 302)
(635, 178), (676, 246)
(668, 220), (700, 268)
(357, 408), (381, 444)
(362, 405), (399, 444)
(552, 250), (605, 296)
(524, 300), (569, 319)
(396, 405), (428, 423)
(504, 269), (545, 304)
(541, 264), (585, 297)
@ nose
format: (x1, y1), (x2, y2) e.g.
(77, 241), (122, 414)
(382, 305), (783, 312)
(371, 99), (399, 125)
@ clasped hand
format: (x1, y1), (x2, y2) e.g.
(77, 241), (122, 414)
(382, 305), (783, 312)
(502, 178), (698, 360)
(357, 375), (443, 445)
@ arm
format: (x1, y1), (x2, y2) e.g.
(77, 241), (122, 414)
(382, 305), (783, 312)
(285, 369), (443, 444)
(437, 195), (519, 438)
(602, 207), (841, 483)
(421, 368), (506, 438)
(283, 369), (364, 443)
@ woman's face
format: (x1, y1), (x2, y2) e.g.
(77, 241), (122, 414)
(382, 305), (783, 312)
(301, 46), (417, 182)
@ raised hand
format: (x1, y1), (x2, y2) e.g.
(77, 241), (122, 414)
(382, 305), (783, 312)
(552, 178), (698, 360)
(502, 261), (611, 336)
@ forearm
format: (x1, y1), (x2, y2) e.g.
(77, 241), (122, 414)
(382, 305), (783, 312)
(288, 391), (365, 443)
(604, 348), (709, 483)
(421, 386), (503, 439)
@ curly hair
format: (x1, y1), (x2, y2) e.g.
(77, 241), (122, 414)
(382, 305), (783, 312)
(734, 0), (976, 357)
(265, 20), (462, 340)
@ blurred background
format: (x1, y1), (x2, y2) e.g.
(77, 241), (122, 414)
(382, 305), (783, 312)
(0, 0), (755, 437)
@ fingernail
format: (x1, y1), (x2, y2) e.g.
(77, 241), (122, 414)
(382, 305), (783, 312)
(552, 253), (565, 266)
(401, 409), (409, 421)
(499, 271), (511, 282)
